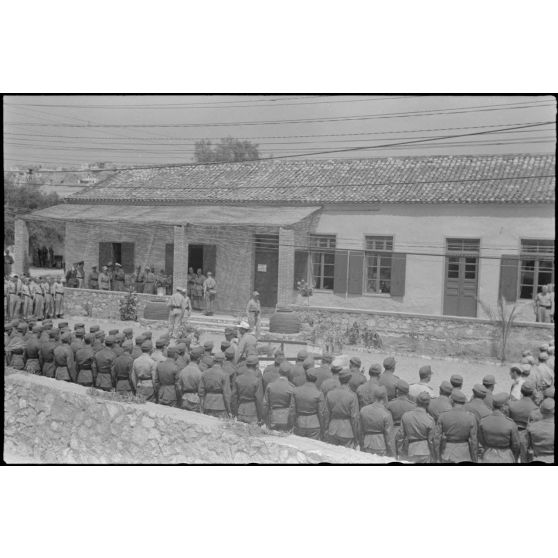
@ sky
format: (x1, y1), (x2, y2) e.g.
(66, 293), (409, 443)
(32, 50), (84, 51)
(3, 95), (556, 168)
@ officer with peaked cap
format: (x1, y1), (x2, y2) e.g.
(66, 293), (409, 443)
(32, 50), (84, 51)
(478, 393), (520, 463)
(75, 333), (97, 387)
(526, 398), (554, 463)
(428, 381), (453, 421)
(387, 379), (416, 456)
(435, 390), (478, 463)
(378, 356), (400, 401)
(93, 336), (117, 391)
(235, 320), (257, 364)
(398, 391), (436, 463)
(359, 385), (394, 457)
(24, 325), (42, 375)
(153, 346), (180, 406)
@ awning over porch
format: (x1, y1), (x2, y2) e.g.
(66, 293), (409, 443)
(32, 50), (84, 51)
(22, 204), (321, 228)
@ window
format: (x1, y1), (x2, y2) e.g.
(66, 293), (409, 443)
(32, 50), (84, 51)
(309, 234), (336, 290)
(365, 236), (393, 294)
(519, 239), (554, 299)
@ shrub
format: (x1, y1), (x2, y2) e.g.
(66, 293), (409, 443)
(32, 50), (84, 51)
(119, 288), (138, 321)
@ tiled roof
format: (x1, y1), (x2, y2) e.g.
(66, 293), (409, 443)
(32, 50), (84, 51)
(67, 154), (556, 205)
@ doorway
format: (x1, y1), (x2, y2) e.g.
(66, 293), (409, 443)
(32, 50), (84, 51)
(443, 238), (479, 317)
(254, 234), (279, 308)
(188, 244), (217, 276)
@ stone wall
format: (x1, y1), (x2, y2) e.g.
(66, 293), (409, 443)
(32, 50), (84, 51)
(294, 305), (554, 361)
(4, 371), (391, 464)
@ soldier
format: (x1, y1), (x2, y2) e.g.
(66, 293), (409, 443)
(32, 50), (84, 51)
(525, 398), (554, 463)
(359, 385), (394, 457)
(482, 374), (496, 410)
(177, 346), (203, 412)
(234, 321), (257, 364)
(398, 392), (436, 463)
(199, 352), (231, 417)
(478, 393), (520, 463)
(53, 276), (64, 318)
(246, 291), (262, 337)
(40, 329), (58, 377)
(224, 326), (238, 350)
(434, 391), (478, 463)
(150, 338), (167, 365)
(98, 266), (111, 291)
(408, 365), (435, 402)
(264, 362), (295, 432)
(186, 267), (195, 301)
(20, 277), (32, 319)
(8, 274), (22, 319)
(427, 381), (453, 421)
(548, 344), (555, 371)
(109, 262), (123, 291)
(75, 261), (85, 288)
(70, 328), (85, 359)
(130, 340), (157, 400)
(44, 277), (54, 318)
(121, 327), (134, 352)
(192, 268), (206, 311)
(53, 332), (76, 382)
(88, 265), (99, 290)
(508, 381), (539, 462)
(293, 365), (325, 440)
(222, 346), (238, 391)
(356, 363), (382, 408)
(111, 333), (125, 357)
(92, 336), (116, 391)
(290, 350), (309, 387)
(92, 331), (106, 354)
(153, 346), (180, 406)
(535, 285), (552, 323)
(324, 369), (360, 448)
(508, 363), (525, 401)
(321, 357), (342, 397)
(386, 379), (416, 456)
(450, 374), (464, 394)
(529, 387), (555, 423)
(262, 351), (286, 391)
(32, 277), (45, 320)
(175, 343), (189, 371)
(533, 352), (554, 394)
(378, 356), (400, 401)
(23, 325), (43, 374)
(464, 384), (492, 424)
(75, 334), (97, 387)
(130, 335), (144, 361)
(314, 353), (333, 389)
(202, 271), (217, 316)
(232, 354), (264, 424)
(348, 356), (367, 393)
(6, 324), (27, 369)
(109, 342), (133, 394)
(199, 354), (214, 373)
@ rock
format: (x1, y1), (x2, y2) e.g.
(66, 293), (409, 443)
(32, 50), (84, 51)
(141, 416), (155, 429)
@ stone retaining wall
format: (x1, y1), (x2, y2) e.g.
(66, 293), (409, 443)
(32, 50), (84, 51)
(294, 305), (554, 362)
(4, 371), (391, 464)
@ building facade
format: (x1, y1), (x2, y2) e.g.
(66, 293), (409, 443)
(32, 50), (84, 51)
(16, 154), (555, 321)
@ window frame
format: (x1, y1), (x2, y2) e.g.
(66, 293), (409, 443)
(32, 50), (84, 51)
(364, 235), (394, 295)
(309, 234), (336, 291)
(518, 238), (555, 300)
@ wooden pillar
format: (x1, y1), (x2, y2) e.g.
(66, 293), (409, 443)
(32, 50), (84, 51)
(173, 225), (188, 290)
(14, 218), (29, 275)
(277, 227), (295, 308)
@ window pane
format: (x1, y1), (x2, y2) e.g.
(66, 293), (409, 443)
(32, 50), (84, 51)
(380, 280), (391, 294)
(521, 239), (554, 254)
(447, 238), (480, 253)
(520, 284), (534, 299)
(323, 253), (335, 265)
(366, 236), (393, 251)
(310, 235), (336, 249)
(322, 276), (334, 290)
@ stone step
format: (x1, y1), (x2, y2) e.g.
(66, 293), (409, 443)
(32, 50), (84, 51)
(187, 314), (270, 327)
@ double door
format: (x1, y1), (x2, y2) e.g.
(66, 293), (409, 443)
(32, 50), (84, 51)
(443, 239), (479, 317)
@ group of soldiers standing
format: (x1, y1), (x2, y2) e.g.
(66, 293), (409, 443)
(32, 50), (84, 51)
(5, 273), (65, 320)
(5, 312), (554, 464)
(85, 263), (170, 294)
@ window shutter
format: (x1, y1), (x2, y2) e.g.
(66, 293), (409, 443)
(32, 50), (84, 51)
(347, 250), (364, 295)
(98, 242), (113, 269)
(333, 250), (348, 295)
(390, 252), (406, 297)
(165, 243), (174, 276)
(499, 255), (519, 302)
(294, 250), (309, 288)
(121, 243), (135, 274)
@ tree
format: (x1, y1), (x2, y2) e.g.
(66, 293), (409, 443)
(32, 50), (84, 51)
(4, 177), (64, 252)
(194, 136), (260, 163)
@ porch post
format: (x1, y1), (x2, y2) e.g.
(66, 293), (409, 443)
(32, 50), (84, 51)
(173, 225), (189, 290)
(14, 218), (29, 275)
(277, 227), (295, 307)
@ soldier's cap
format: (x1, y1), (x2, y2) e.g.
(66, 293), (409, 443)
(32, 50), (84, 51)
(32, 325), (42, 333)
(225, 346), (236, 358)
(155, 339), (166, 348)
(190, 346), (204, 358)
(166, 346), (178, 358)
(520, 363), (531, 375)
(206, 271), (212, 276)
(176, 287), (186, 294)
(492, 392), (509, 409)
(237, 321), (251, 330)
(538, 352), (549, 361)
(115, 263), (121, 267)
(539, 343), (549, 352)
(252, 291), (260, 297)
(451, 390), (467, 404)
(540, 398), (555, 415)
(302, 357), (314, 370)
(105, 336), (115, 346)
(305, 368), (317, 382)
(84, 333), (94, 343)
(521, 356), (535, 365)
(102, 266), (108, 271)
(176, 343), (187, 353)
(246, 355), (259, 366)
(220, 341), (231, 351)
(115, 333), (125, 342)
(145, 266), (150, 271)
(521, 349), (532, 357)
(373, 385), (388, 400)
(338, 369), (352, 381)
(396, 379), (410, 394)
(214, 352), (225, 362)
(202, 355), (214, 366)
(543, 386), (555, 399)
(61, 332), (72, 343)
(482, 374), (496, 386)
(419, 365), (433, 378)
(321, 353), (333, 364)
(95, 331), (105, 339)
(75, 328), (85, 337)
(203, 340), (214, 350)
(135, 335), (145, 345)
(331, 355), (349, 370)
(472, 384), (488, 398)
(510, 363), (523, 373)
(417, 391), (431, 405)
(17, 322), (28, 332)
(450, 374), (463, 386)
(224, 327), (236, 336)
(89, 325), (100, 333)
(141, 340), (152, 351)
(49, 329), (59, 338)
(296, 349), (308, 361)
(520, 381), (535, 396)
(108, 329), (119, 336)
(123, 327), (133, 335)
(383, 356), (396, 369)
(57, 322), (68, 328)
(143, 331), (153, 339)
(279, 361), (292, 374)
(349, 356), (362, 367)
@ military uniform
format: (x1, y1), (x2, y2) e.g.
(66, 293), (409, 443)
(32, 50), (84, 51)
(178, 360), (203, 412)
(399, 402), (435, 463)
(88, 268), (99, 290)
(359, 400), (394, 457)
(320, 375), (340, 397)
(53, 340), (76, 382)
(132, 349), (157, 401)
(75, 342), (96, 386)
(94, 343), (116, 391)
(314, 361), (333, 389)
(154, 357), (180, 406)
(356, 378), (380, 409)
(112, 352), (134, 394)
(232, 364), (264, 424)
(262, 362), (281, 391)
(113, 264), (125, 291)
(199, 360), (231, 417)
(378, 371), (400, 401)
(290, 362), (307, 387)
(525, 400), (554, 463)
(293, 381), (325, 439)
(348, 357), (366, 393)
(427, 394), (452, 421)
(40, 334), (57, 377)
(386, 385), (416, 454)
(324, 380), (360, 448)
(508, 393), (539, 463)
(264, 376), (295, 432)
(24, 333), (43, 374)
(478, 409), (520, 463)
(464, 395), (491, 424)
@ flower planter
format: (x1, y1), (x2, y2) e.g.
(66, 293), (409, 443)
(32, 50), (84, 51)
(269, 307), (301, 334)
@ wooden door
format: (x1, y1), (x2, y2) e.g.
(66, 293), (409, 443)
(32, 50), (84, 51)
(254, 234), (279, 308)
(443, 239), (479, 317)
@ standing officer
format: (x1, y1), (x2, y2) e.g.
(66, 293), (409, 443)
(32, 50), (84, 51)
(290, 350), (309, 387)
(222, 346), (238, 391)
(33, 277), (45, 320)
(450, 374), (464, 394)
(167, 286), (189, 338)
(75, 261), (85, 288)
(88, 265), (99, 290)
(482, 375), (496, 410)
(234, 321), (257, 364)
(199, 351), (231, 418)
(398, 392), (436, 463)
(478, 393), (520, 463)
(41, 329), (58, 378)
(177, 346), (203, 412)
(53, 276), (65, 317)
(408, 365), (435, 402)
(98, 266), (111, 291)
(320, 357), (342, 397)
(24, 325), (43, 375)
(359, 385), (394, 457)
(75, 334), (97, 387)
(131, 340), (157, 401)
(378, 356), (400, 401)
(434, 391), (478, 463)
(293, 366), (325, 440)
(232, 354), (264, 424)
(94, 336), (117, 391)
(20, 277), (32, 319)
(154, 346), (181, 406)
(535, 285), (552, 322)
(53, 332), (76, 382)
(356, 363), (382, 408)
(112, 263), (125, 291)
(387, 379), (416, 455)
(324, 369), (360, 448)
(525, 398), (555, 463)
(202, 271), (217, 316)
(44, 277), (54, 318)
(246, 291), (261, 337)
(262, 351), (286, 391)
(348, 356), (367, 393)
(112, 343), (135, 394)
(464, 384), (491, 424)
(264, 362), (295, 432)
(508, 381), (539, 462)
(314, 353), (333, 389)
(427, 381), (453, 421)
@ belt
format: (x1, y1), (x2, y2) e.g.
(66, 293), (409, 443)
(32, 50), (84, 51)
(205, 389), (223, 394)
(171, 305), (182, 309)
(296, 410), (317, 416)
(540, 305), (551, 308)
(182, 389), (198, 393)
(117, 375), (130, 380)
(239, 398), (256, 403)
(79, 365), (92, 370)
(485, 444), (512, 450)
(145, 281), (153, 284)
(97, 369), (112, 375)
(55, 292), (64, 296)
(408, 438), (428, 444)
(364, 430), (384, 435)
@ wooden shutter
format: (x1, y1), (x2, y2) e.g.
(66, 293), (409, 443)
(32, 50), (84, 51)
(165, 243), (174, 276)
(333, 250), (348, 295)
(347, 250), (364, 295)
(499, 255), (519, 302)
(390, 252), (407, 297)
(98, 242), (113, 269)
(294, 250), (309, 288)
(121, 243), (135, 274)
